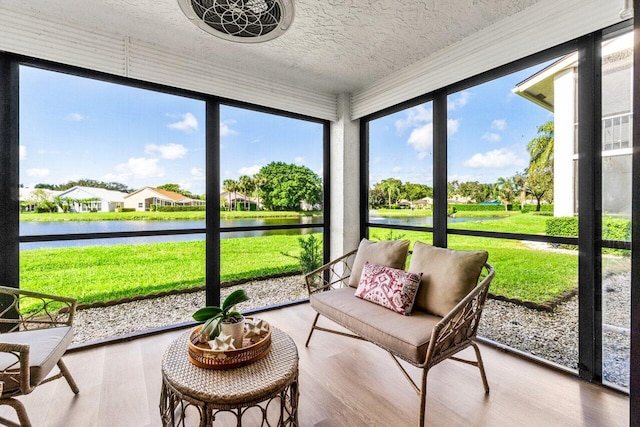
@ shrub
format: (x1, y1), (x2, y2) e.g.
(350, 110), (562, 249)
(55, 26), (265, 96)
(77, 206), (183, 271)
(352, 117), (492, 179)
(545, 217), (578, 237)
(602, 217), (631, 242)
(155, 205), (206, 212)
(449, 203), (508, 212)
(281, 235), (323, 274)
(545, 216), (630, 253)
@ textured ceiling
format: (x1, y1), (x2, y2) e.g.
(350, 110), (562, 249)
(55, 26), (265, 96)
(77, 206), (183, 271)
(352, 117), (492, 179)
(3, 0), (543, 94)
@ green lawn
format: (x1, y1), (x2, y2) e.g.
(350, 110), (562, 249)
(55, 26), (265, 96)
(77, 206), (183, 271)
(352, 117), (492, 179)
(369, 226), (579, 305)
(19, 210), (321, 222)
(20, 235), (305, 309)
(19, 220), (585, 309)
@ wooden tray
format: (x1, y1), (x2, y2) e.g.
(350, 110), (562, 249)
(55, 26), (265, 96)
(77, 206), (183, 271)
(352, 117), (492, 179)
(187, 318), (271, 369)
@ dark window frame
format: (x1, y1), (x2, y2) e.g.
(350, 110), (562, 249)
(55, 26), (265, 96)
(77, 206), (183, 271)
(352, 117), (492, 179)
(3, 53), (330, 312)
(360, 23), (635, 392)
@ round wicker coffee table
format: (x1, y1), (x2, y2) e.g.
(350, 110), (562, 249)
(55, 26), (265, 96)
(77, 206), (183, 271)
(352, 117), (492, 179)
(160, 326), (299, 427)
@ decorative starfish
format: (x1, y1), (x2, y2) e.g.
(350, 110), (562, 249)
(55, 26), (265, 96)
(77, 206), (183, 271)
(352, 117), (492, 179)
(208, 333), (236, 351)
(245, 318), (269, 339)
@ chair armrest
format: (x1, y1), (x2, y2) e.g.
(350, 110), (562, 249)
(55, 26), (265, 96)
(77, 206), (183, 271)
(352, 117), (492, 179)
(425, 263), (495, 367)
(305, 249), (358, 296)
(0, 286), (77, 332)
(0, 342), (31, 395)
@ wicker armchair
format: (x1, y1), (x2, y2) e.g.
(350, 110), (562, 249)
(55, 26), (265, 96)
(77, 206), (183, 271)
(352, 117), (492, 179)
(0, 286), (79, 427)
(305, 249), (495, 427)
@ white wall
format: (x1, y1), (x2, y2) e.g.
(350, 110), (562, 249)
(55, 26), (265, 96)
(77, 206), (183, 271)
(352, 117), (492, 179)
(553, 69), (577, 217)
(329, 94), (361, 259)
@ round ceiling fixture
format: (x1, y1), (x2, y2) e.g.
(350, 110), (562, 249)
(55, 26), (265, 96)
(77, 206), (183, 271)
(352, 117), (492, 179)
(178, 0), (295, 43)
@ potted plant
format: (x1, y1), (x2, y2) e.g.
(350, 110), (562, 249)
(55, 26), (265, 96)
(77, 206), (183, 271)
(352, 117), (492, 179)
(193, 289), (249, 349)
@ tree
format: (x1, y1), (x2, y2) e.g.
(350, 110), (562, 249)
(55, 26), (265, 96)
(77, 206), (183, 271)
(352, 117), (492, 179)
(258, 162), (322, 211)
(512, 172), (527, 206)
(496, 176), (515, 211)
(157, 183), (195, 199)
(222, 179), (238, 211)
(36, 179), (132, 193)
(527, 121), (554, 174)
(238, 175), (255, 211)
(403, 182), (433, 201)
(376, 178), (402, 208)
(253, 172), (267, 210)
(525, 167), (554, 211)
(368, 188), (386, 209)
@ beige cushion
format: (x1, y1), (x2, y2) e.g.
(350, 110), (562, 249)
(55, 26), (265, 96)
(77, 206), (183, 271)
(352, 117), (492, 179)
(409, 242), (488, 317)
(0, 326), (74, 392)
(347, 239), (410, 288)
(310, 287), (440, 364)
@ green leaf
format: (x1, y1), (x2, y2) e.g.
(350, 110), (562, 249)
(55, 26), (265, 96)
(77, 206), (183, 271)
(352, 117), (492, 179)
(193, 306), (222, 322)
(221, 289), (250, 312)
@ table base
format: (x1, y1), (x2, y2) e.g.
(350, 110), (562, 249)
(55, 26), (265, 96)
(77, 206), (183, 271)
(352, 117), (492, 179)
(160, 373), (299, 427)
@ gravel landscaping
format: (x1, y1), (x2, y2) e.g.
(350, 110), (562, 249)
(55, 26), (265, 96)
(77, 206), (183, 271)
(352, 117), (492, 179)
(72, 272), (631, 389)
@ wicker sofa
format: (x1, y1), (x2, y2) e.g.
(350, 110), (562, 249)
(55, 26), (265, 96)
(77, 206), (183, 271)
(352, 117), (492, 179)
(304, 240), (495, 427)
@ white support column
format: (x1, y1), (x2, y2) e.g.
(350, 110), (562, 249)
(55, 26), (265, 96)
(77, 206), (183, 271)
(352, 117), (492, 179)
(554, 69), (577, 217)
(329, 93), (361, 259)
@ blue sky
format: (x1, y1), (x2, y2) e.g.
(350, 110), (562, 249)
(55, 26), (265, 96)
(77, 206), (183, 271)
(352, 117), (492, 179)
(19, 67), (323, 196)
(369, 61), (555, 187)
(20, 62), (552, 195)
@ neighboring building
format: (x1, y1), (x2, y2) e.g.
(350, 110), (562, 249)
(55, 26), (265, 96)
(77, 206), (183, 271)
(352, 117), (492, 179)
(19, 187), (62, 212)
(300, 200), (322, 211)
(414, 197), (433, 209)
(220, 191), (261, 211)
(513, 33), (632, 218)
(124, 187), (206, 211)
(56, 186), (128, 212)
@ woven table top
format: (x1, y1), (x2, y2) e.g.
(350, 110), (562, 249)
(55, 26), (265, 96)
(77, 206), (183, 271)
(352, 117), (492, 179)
(162, 326), (298, 406)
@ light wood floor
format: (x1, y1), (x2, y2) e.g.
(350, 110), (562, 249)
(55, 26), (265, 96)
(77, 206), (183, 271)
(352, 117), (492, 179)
(1, 303), (629, 426)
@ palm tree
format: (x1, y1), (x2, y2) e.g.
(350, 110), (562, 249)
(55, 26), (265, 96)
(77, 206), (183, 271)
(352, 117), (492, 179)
(496, 176), (515, 211)
(253, 173), (267, 210)
(527, 121), (554, 174)
(222, 179), (238, 211)
(238, 175), (255, 211)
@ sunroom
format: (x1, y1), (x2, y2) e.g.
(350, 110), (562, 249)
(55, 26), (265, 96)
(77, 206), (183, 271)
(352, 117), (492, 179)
(0, 0), (637, 425)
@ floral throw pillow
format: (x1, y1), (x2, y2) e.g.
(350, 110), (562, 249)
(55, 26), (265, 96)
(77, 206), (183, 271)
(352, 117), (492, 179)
(354, 262), (422, 315)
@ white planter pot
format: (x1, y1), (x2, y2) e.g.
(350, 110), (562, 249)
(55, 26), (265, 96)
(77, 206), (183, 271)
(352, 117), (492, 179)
(220, 318), (245, 349)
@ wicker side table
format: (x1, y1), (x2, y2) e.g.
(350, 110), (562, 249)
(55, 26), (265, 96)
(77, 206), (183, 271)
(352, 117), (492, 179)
(160, 326), (299, 427)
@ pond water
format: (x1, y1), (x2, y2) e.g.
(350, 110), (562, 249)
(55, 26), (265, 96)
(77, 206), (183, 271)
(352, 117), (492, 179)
(19, 214), (493, 249)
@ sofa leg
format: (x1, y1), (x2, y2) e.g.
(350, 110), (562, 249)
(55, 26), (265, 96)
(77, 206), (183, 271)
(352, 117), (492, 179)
(419, 367), (429, 427)
(0, 397), (32, 427)
(471, 341), (490, 394)
(305, 313), (320, 347)
(58, 359), (79, 395)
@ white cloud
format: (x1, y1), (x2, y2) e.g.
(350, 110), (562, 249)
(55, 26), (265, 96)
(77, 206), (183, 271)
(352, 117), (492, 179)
(482, 132), (501, 143)
(392, 166), (402, 173)
(109, 157), (165, 180)
(394, 105), (432, 132)
(407, 120), (458, 158)
(65, 113), (84, 121)
(294, 157), (305, 164)
(463, 148), (526, 169)
(491, 119), (507, 131)
(190, 167), (205, 179)
(19, 145), (26, 160)
(237, 165), (261, 176)
(220, 120), (237, 136)
(408, 123), (433, 153)
(448, 119), (460, 135)
(145, 143), (188, 159)
(167, 113), (198, 133)
(26, 168), (50, 178)
(447, 91), (471, 111)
